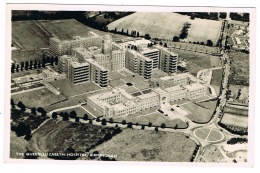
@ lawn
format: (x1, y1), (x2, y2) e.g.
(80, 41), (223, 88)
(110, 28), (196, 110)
(11, 69), (42, 78)
(10, 131), (28, 159)
(11, 88), (66, 108)
(90, 128), (197, 162)
(12, 20), (50, 49)
(50, 79), (101, 97)
(151, 69), (168, 79)
(228, 50), (249, 86)
(28, 119), (118, 159)
(108, 71), (125, 80)
(111, 108), (187, 128)
(211, 68), (223, 86)
(182, 100), (217, 123)
(109, 79), (125, 88)
(121, 76), (150, 90)
(108, 12), (222, 44)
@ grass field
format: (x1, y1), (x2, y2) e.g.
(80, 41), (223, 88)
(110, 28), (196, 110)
(211, 68), (223, 86)
(11, 49), (50, 63)
(108, 12), (222, 44)
(182, 100), (217, 123)
(170, 48), (221, 76)
(121, 76), (150, 90)
(229, 50), (249, 86)
(12, 88), (66, 108)
(28, 119), (117, 157)
(50, 79), (101, 97)
(221, 113), (248, 128)
(39, 19), (128, 41)
(91, 128), (196, 162)
(12, 21), (50, 49)
(194, 128), (224, 142)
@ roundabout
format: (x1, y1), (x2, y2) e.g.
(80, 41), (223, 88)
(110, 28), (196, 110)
(194, 127), (224, 143)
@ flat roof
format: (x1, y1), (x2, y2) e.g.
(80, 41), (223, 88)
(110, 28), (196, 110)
(185, 83), (205, 91)
(137, 91), (158, 100)
(85, 58), (107, 71)
(164, 85), (184, 92)
(153, 88), (168, 95)
(70, 61), (89, 68)
(160, 73), (190, 80)
(140, 48), (159, 55)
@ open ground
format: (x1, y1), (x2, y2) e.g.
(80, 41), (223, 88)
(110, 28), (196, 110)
(90, 128), (196, 162)
(108, 12), (222, 44)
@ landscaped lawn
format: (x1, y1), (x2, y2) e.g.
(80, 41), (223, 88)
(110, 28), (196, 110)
(109, 79), (125, 88)
(12, 88), (66, 108)
(90, 128), (197, 162)
(50, 79), (101, 97)
(12, 49), (50, 63)
(182, 100), (217, 123)
(121, 76), (150, 90)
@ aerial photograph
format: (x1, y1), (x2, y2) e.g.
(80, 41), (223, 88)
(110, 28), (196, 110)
(9, 9), (251, 163)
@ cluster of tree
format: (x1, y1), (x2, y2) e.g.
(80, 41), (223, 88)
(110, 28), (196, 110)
(179, 22), (191, 39)
(11, 122), (31, 140)
(229, 12), (249, 22)
(227, 137), (248, 145)
(159, 42), (167, 47)
(219, 12), (227, 19)
(218, 122), (248, 135)
(190, 145), (200, 162)
(86, 127), (122, 152)
(11, 55), (58, 73)
(177, 12), (219, 21)
(12, 11), (84, 21)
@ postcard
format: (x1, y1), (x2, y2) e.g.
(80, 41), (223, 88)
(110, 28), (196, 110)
(4, 4), (256, 166)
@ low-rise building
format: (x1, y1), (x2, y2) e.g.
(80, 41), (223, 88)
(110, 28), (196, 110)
(185, 83), (207, 100)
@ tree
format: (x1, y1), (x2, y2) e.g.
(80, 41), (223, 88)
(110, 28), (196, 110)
(141, 125), (145, 130)
(59, 112), (64, 118)
(50, 56), (54, 66)
(31, 107), (36, 115)
(69, 111), (77, 119)
(16, 64), (19, 72)
(159, 42), (163, 45)
(219, 12), (227, 19)
(101, 119), (107, 125)
(96, 117), (101, 122)
(15, 122), (31, 137)
(89, 119), (93, 124)
(161, 123), (166, 128)
(54, 56), (58, 65)
(148, 122), (152, 127)
(21, 61), (25, 71)
(127, 122), (133, 128)
(154, 127), (159, 132)
(109, 118), (114, 123)
(11, 99), (15, 109)
(33, 60), (37, 69)
(75, 117), (80, 122)
(17, 101), (26, 112)
(11, 63), (15, 73)
(63, 112), (69, 121)
(137, 32), (139, 37)
(206, 39), (213, 47)
(174, 124), (179, 129)
(173, 36), (180, 42)
(25, 61), (29, 70)
(83, 114), (88, 120)
(122, 120), (126, 125)
(52, 112), (58, 119)
(144, 34), (151, 40)
(164, 43), (167, 47)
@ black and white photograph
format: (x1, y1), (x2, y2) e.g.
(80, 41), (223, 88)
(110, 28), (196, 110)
(4, 3), (255, 166)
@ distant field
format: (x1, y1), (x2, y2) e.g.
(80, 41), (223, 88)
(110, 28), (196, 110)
(12, 21), (50, 49)
(39, 19), (128, 41)
(91, 128), (196, 162)
(11, 49), (50, 63)
(12, 88), (66, 108)
(108, 12), (222, 44)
